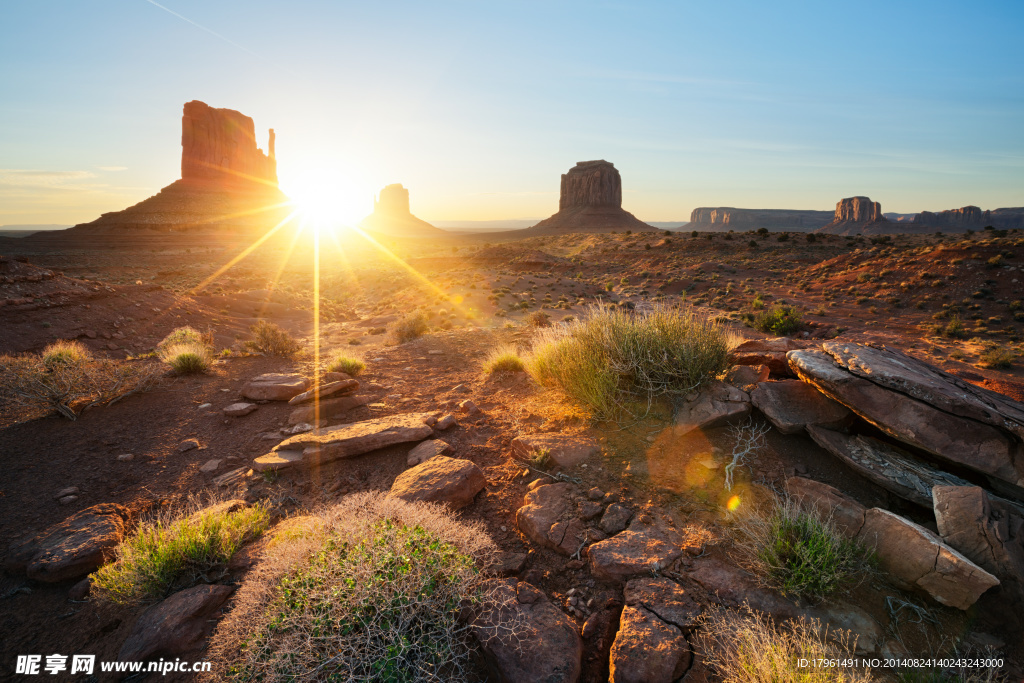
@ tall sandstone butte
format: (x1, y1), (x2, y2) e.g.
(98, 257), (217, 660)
(522, 160), (650, 234)
(358, 184), (442, 237)
(815, 196), (890, 235)
(58, 101), (289, 237)
(180, 100), (277, 186)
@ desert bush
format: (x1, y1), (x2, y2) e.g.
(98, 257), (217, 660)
(979, 346), (1014, 369)
(525, 303), (730, 420)
(92, 499), (269, 605)
(753, 305), (803, 336)
(245, 320), (301, 356)
(157, 327), (214, 374)
(731, 495), (874, 601)
(387, 311), (429, 345)
(41, 340), (92, 370)
(528, 311), (552, 327)
(943, 316), (968, 339)
(698, 606), (871, 683)
(207, 492), (512, 682)
(326, 352), (366, 376)
(0, 352), (161, 420)
(156, 326), (210, 354)
(483, 344), (526, 374)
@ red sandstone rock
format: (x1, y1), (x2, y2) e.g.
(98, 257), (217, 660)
(181, 100), (277, 185)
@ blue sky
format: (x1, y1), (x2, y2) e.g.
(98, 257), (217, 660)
(2, 0), (1022, 225)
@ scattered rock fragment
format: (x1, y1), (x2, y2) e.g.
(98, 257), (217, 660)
(178, 438), (201, 453)
(223, 402), (257, 417)
(389, 456), (486, 509)
(434, 413), (456, 430)
(240, 373), (309, 401)
(516, 482), (588, 556)
(458, 399), (481, 415)
(406, 439), (452, 465)
(599, 503), (632, 534)
(199, 459), (221, 474)
(116, 453), (134, 462)
(724, 364), (770, 390)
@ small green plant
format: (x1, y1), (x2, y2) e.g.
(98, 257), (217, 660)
(41, 340), (91, 370)
(387, 312), (429, 344)
(157, 326), (213, 374)
(943, 316), (968, 339)
(326, 352), (366, 377)
(92, 499), (270, 604)
(245, 320), (301, 356)
(483, 344), (526, 374)
(753, 305), (803, 336)
(733, 496), (874, 601)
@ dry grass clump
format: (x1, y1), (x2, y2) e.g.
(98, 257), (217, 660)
(325, 351), (366, 376)
(697, 607), (872, 683)
(245, 320), (301, 356)
(731, 495), (874, 601)
(207, 492), (509, 682)
(525, 303), (730, 420)
(157, 326), (214, 374)
(92, 498), (269, 605)
(483, 344), (526, 374)
(0, 347), (161, 420)
(387, 311), (430, 344)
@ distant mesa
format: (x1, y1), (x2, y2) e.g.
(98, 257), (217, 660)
(358, 184), (444, 237)
(815, 196), (890, 235)
(913, 205), (1024, 231)
(688, 207), (833, 232)
(519, 160), (650, 234)
(56, 100), (289, 238)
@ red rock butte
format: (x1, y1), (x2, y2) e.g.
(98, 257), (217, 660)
(58, 101), (290, 238)
(521, 160), (650, 235)
(815, 196), (890, 235)
(359, 184), (443, 237)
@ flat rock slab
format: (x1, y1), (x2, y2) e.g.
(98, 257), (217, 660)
(807, 426), (972, 508)
(407, 439), (452, 465)
(470, 579), (582, 683)
(933, 485), (1024, 587)
(786, 476), (867, 537)
(287, 379), (359, 405)
(287, 394), (370, 425)
(389, 456), (486, 509)
(789, 348), (1022, 487)
(5, 503), (129, 582)
(512, 434), (600, 469)
(241, 373), (309, 401)
(750, 380), (853, 434)
(724, 364), (770, 390)
(588, 530), (681, 581)
(516, 482), (587, 556)
(674, 380), (750, 436)
(223, 402), (257, 417)
(610, 605), (690, 683)
(687, 556), (802, 619)
(624, 577), (702, 631)
(857, 508), (999, 610)
(254, 412), (435, 471)
(119, 584), (234, 661)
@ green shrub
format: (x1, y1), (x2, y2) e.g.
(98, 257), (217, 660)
(698, 607), (871, 683)
(979, 346), (1014, 369)
(92, 500), (270, 605)
(162, 343), (213, 374)
(207, 493), (506, 682)
(943, 316), (968, 339)
(483, 345), (526, 374)
(41, 340), (92, 370)
(156, 326), (209, 354)
(528, 311), (551, 328)
(733, 496), (874, 601)
(246, 320), (301, 356)
(387, 312), (429, 345)
(326, 352), (366, 376)
(753, 305), (803, 336)
(525, 303), (730, 420)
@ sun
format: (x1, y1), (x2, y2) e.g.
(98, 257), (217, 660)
(286, 168), (367, 231)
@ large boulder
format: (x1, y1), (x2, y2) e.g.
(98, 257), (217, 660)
(856, 508), (999, 610)
(118, 584), (234, 662)
(516, 483), (588, 556)
(588, 530), (681, 582)
(254, 413), (435, 471)
(750, 380), (853, 434)
(389, 456), (486, 509)
(789, 347), (1022, 487)
(240, 372), (309, 401)
(674, 381), (750, 436)
(470, 579), (582, 683)
(609, 605), (691, 683)
(806, 426), (972, 508)
(5, 503), (129, 582)
(512, 434), (599, 469)
(786, 476), (867, 537)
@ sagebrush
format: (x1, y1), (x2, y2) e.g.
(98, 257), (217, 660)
(245, 320), (301, 356)
(387, 312), (429, 344)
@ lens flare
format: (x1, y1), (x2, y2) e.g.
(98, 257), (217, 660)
(726, 495), (741, 512)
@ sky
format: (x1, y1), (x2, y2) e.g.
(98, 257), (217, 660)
(2, 0), (1023, 226)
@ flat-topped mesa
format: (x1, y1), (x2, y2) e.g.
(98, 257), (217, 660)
(521, 160), (650, 234)
(912, 205), (1024, 231)
(815, 196), (890, 235)
(181, 100), (277, 186)
(689, 207), (834, 231)
(560, 160), (622, 210)
(359, 184), (443, 237)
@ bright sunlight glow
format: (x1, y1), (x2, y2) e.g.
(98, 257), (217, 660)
(286, 167), (367, 230)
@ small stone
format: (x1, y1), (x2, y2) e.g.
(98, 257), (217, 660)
(199, 459), (222, 474)
(579, 500), (604, 521)
(600, 503), (633, 534)
(68, 577), (91, 600)
(458, 399), (481, 415)
(178, 439), (201, 453)
(197, 402), (212, 409)
(59, 495), (79, 506)
(223, 402), (257, 417)
(435, 414), (456, 430)
(54, 487), (80, 500)
(116, 453), (134, 462)
(452, 384), (470, 393)
(407, 439), (452, 466)
(587, 487), (604, 501)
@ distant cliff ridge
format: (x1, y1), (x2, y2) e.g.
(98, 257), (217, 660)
(913, 206), (1024, 230)
(688, 207), (833, 232)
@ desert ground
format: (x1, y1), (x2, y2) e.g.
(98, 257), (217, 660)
(2, 226), (1023, 681)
